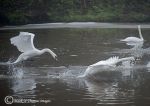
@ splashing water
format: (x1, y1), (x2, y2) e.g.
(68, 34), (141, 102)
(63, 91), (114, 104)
(121, 60), (134, 68)
(59, 66), (85, 78)
(11, 68), (24, 79)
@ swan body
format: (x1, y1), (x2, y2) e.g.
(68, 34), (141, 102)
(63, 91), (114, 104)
(10, 32), (57, 64)
(79, 56), (134, 77)
(121, 25), (144, 42)
(121, 37), (143, 42)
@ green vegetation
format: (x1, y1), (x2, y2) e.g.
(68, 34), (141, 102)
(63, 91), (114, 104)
(0, 0), (150, 25)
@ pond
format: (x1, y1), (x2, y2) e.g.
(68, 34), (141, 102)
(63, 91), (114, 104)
(0, 23), (150, 106)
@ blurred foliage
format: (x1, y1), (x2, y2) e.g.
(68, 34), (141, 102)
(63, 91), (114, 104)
(0, 0), (150, 25)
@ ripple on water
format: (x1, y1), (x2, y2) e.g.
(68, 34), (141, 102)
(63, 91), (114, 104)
(84, 80), (135, 105)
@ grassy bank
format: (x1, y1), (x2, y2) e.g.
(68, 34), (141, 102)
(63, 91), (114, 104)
(0, 0), (149, 26)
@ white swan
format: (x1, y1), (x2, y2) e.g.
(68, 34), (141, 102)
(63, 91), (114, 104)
(10, 32), (57, 64)
(79, 56), (134, 77)
(121, 25), (144, 42)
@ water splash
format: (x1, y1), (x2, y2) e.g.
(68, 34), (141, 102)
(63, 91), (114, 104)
(11, 68), (24, 79)
(0, 57), (17, 65)
(59, 66), (85, 78)
(78, 65), (116, 78)
(121, 60), (134, 68)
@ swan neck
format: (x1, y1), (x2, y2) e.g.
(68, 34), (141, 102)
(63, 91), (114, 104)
(41, 48), (50, 54)
(41, 48), (56, 60)
(138, 25), (143, 40)
(41, 48), (55, 56)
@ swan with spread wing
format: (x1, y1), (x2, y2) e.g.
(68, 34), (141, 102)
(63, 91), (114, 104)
(79, 56), (135, 77)
(10, 32), (57, 64)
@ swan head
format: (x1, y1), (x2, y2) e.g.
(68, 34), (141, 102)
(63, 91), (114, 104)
(41, 48), (58, 61)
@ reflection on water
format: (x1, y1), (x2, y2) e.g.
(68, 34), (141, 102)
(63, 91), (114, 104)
(85, 80), (134, 105)
(12, 78), (36, 96)
(0, 27), (150, 106)
(2, 65), (150, 106)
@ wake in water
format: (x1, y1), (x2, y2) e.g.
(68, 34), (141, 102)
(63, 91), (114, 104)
(50, 66), (86, 79)
(0, 67), (24, 79)
(0, 58), (25, 79)
(0, 61), (14, 65)
(0, 57), (18, 65)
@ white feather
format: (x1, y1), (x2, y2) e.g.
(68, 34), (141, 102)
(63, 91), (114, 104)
(10, 32), (36, 52)
(90, 56), (119, 67)
(121, 25), (144, 42)
(10, 32), (57, 64)
(79, 56), (135, 78)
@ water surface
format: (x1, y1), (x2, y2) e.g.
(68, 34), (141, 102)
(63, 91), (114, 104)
(0, 24), (150, 106)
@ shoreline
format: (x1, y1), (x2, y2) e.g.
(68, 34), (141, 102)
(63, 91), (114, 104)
(1, 22), (150, 30)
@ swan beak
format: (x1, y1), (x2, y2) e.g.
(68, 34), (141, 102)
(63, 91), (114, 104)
(55, 56), (58, 61)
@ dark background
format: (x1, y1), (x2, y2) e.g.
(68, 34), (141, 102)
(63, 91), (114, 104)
(0, 0), (150, 26)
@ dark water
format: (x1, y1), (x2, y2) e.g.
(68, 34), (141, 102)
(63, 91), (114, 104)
(1, 25), (150, 106)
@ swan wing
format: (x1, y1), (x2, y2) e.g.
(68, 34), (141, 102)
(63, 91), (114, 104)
(104, 56), (120, 65)
(105, 56), (134, 65)
(117, 56), (135, 63)
(90, 56), (134, 68)
(10, 32), (36, 52)
(90, 56), (119, 67)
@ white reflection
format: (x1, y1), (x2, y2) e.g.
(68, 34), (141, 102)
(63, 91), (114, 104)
(120, 60), (134, 77)
(11, 78), (36, 93)
(10, 67), (36, 93)
(84, 79), (134, 104)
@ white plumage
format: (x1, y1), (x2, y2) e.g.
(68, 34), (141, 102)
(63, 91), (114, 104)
(11, 32), (36, 52)
(90, 56), (120, 67)
(90, 56), (134, 67)
(79, 56), (135, 77)
(10, 32), (57, 64)
(121, 25), (144, 42)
